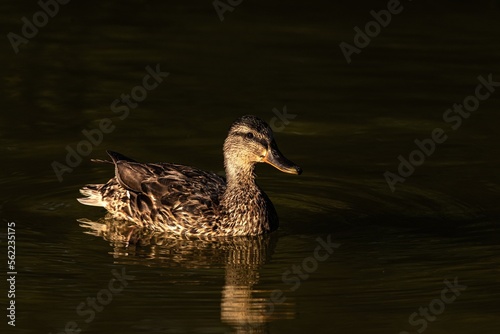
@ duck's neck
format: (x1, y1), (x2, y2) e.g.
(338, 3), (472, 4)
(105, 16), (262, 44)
(221, 161), (274, 235)
(224, 161), (257, 191)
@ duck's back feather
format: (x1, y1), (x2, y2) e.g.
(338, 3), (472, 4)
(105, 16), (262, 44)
(88, 151), (228, 233)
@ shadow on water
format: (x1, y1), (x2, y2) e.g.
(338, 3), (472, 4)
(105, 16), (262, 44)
(79, 217), (293, 333)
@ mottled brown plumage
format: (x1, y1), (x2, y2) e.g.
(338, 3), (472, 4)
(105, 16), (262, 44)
(78, 115), (301, 238)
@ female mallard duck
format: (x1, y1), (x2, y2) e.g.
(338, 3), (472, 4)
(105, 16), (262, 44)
(78, 115), (301, 238)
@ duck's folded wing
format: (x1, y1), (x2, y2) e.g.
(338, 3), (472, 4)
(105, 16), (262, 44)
(109, 152), (226, 222)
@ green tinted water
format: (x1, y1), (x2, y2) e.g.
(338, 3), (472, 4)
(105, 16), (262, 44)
(1, 1), (499, 333)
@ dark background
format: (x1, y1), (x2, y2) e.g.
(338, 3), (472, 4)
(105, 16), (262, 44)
(1, 1), (499, 333)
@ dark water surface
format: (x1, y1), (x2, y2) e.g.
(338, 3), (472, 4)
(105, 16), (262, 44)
(1, 1), (500, 333)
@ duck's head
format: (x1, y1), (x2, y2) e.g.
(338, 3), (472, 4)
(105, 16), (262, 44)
(223, 115), (302, 180)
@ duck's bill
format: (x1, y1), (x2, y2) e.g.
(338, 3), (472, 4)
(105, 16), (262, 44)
(263, 143), (302, 175)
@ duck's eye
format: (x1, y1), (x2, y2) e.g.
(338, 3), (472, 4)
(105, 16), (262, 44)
(246, 132), (254, 139)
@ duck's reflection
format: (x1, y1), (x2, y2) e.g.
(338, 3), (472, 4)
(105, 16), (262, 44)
(79, 217), (294, 333)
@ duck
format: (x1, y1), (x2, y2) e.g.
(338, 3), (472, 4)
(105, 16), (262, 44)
(77, 115), (302, 238)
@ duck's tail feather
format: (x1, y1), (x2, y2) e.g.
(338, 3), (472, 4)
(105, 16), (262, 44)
(77, 184), (106, 207)
(79, 151), (137, 207)
(90, 158), (113, 164)
(107, 150), (137, 163)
